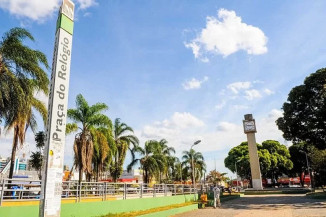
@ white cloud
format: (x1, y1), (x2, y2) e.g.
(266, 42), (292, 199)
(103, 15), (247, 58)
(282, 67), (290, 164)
(227, 81), (251, 94)
(170, 112), (205, 128)
(142, 112), (204, 137)
(185, 8), (268, 61)
(244, 89), (262, 100)
(34, 91), (48, 106)
(185, 42), (201, 59)
(134, 109), (288, 173)
(225, 81), (273, 101)
(76, 0), (97, 9)
(256, 109), (287, 145)
(0, 0), (96, 21)
(0, 0), (61, 21)
(263, 88), (275, 95)
(0, 126), (37, 159)
(268, 109), (283, 119)
(182, 76), (209, 90)
(233, 105), (249, 110)
(215, 100), (226, 110)
(217, 122), (237, 132)
(141, 112), (204, 151)
(83, 12), (92, 17)
(253, 80), (264, 84)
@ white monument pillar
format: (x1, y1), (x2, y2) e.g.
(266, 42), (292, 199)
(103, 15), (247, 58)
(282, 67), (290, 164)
(243, 114), (263, 190)
(39, 1), (74, 216)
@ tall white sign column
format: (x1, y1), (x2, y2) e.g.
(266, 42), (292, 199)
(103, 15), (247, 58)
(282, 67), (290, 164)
(40, 0), (74, 216)
(243, 114), (263, 190)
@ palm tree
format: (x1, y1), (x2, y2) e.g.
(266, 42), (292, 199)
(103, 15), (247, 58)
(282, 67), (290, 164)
(182, 149), (206, 184)
(0, 28), (49, 122)
(110, 118), (139, 182)
(206, 170), (229, 185)
(166, 156), (180, 182)
(155, 139), (175, 183)
(127, 140), (165, 183)
(30, 131), (46, 179)
(92, 127), (115, 181)
(0, 70), (21, 125)
(173, 161), (183, 182)
(0, 28), (49, 180)
(66, 94), (111, 183)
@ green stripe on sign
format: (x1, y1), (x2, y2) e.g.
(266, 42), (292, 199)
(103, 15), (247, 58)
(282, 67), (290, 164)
(56, 14), (74, 35)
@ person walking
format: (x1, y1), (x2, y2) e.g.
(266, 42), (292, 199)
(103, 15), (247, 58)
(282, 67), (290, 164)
(213, 185), (221, 208)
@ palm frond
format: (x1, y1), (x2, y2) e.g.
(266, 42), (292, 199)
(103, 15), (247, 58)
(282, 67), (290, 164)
(66, 123), (78, 134)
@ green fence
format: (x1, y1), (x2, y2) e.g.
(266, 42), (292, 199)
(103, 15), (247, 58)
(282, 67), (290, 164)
(0, 194), (198, 217)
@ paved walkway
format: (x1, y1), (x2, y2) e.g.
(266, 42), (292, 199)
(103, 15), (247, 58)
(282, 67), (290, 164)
(174, 194), (326, 217)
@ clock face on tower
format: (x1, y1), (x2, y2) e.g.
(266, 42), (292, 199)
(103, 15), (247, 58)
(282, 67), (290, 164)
(243, 120), (256, 133)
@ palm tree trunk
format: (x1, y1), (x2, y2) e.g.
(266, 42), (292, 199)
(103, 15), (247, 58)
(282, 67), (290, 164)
(38, 169), (42, 180)
(68, 165), (74, 181)
(9, 125), (19, 180)
(142, 169), (144, 183)
(96, 163), (99, 182)
(79, 167), (83, 185)
(145, 170), (148, 184)
(113, 154), (118, 182)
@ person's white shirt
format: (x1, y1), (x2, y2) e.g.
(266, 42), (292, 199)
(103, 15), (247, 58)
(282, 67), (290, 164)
(213, 186), (220, 198)
(213, 186), (221, 208)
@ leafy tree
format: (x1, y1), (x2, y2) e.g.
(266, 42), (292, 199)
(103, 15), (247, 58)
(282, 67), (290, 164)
(309, 147), (326, 187)
(276, 68), (326, 149)
(224, 141), (293, 184)
(262, 140), (293, 183)
(127, 140), (165, 183)
(30, 131), (46, 179)
(110, 118), (139, 182)
(66, 94), (111, 183)
(0, 28), (49, 180)
(224, 142), (253, 180)
(182, 149), (206, 184)
(288, 143), (309, 186)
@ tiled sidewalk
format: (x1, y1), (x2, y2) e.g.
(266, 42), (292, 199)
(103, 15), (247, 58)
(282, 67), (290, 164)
(174, 194), (326, 217)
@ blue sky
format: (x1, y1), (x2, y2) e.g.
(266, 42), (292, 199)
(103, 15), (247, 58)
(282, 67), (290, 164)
(1, 0), (326, 175)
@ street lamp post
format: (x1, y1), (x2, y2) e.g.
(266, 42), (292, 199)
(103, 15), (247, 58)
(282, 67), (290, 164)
(180, 163), (183, 184)
(191, 140), (201, 189)
(235, 160), (241, 191)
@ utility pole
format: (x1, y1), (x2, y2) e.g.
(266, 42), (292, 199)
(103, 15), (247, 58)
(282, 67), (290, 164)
(40, 1), (75, 216)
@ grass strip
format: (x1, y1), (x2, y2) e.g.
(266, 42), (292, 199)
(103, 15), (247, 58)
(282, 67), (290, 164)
(100, 202), (195, 217)
(306, 192), (326, 199)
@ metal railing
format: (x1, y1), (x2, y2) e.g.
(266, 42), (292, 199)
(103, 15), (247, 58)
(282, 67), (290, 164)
(0, 160), (10, 174)
(0, 179), (206, 206)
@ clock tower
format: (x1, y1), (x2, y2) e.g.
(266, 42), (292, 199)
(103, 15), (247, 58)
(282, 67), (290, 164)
(243, 114), (263, 190)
